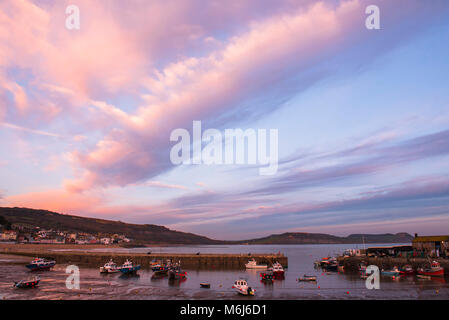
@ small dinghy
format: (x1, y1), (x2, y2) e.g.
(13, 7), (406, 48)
(14, 277), (40, 288)
(298, 275), (317, 282)
(200, 282), (210, 288)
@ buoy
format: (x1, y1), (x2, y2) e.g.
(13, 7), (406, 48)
(318, 286), (320, 289)
(346, 291), (349, 294)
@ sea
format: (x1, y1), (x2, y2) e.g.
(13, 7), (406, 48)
(1, 244), (448, 300)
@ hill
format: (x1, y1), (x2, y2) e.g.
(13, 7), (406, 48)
(242, 232), (414, 244)
(0, 207), (222, 245)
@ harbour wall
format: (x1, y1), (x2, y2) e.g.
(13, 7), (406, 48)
(339, 256), (449, 274)
(0, 246), (287, 270)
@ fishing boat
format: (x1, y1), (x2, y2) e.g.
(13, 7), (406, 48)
(168, 266), (187, 280)
(337, 263), (345, 273)
(260, 271), (274, 281)
(319, 257), (330, 267)
(270, 262), (285, 277)
(100, 259), (119, 273)
(399, 264), (414, 276)
(200, 282), (210, 288)
(25, 258), (56, 271)
(298, 275), (317, 282)
(232, 279), (255, 296)
(381, 266), (400, 276)
(245, 259), (267, 269)
(119, 259), (141, 274)
(322, 257), (338, 272)
(14, 277), (40, 288)
(417, 261), (444, 277)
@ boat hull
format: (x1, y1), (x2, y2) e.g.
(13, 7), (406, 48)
(14, 280), (40, 288)
(26, 262), (55, 271)
(119, 265), (141, 274)
(417, 269), (444, 277)
(381, 271), (400, 276)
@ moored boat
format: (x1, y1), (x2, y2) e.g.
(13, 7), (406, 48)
(399, 264), (414, 276)
(119, 259), (141, 274)
(417, 261), (444, 277)
(100, 259), (119, 273)
(245, 259), (267, 270)
(168, 265), (187, 280)
(270, 262), (285, 278)
(14, 277), (40, 288)
(200, 282), (210, 288)
(260, 271), (274, 281)
(232, 279), (255, 296)
(381, 266), (400, 277)
(26, 258), (56, 271)
(298, 275), (317, 282)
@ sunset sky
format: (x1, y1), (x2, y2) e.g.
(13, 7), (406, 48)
(1, 0), (449, 240)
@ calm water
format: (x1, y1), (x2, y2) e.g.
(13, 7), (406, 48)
(1, 244), (448, 300)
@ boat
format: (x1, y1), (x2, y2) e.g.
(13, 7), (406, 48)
(14, 277), (40, 288)
(381, 266), (400, 277)
(168, 266), (187, 280)
(100, 259), (119, 273)
(119, 259), (141, 274)
(337, 263), (344, 273)
(245, 259), (267, 269)
(399, 264), (414, 276)
(417, 261), (444, 277)
(322, 258), (338, 272)
(200, 282), (211, 288)
(260, 271), (274, 281)
(319, 257), (330, 267)
(270, 262), (285, 277)
(298, 275), (317, 282)
(232, 279), (255, 296)
(25, 258), (56, 271)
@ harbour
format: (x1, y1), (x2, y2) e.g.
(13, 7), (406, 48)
(1, 243), (448, 300)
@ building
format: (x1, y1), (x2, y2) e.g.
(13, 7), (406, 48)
(412, 234), (449, 258)
(0, 230), (18, 241)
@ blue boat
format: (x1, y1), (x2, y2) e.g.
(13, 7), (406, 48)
(119, 259), (141, 274)
(26, 258), (56, 271)
(381, 266), (400, 277)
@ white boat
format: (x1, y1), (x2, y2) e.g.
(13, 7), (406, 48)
(232, 279), (255, 296)
(245, 259), (267, 269)
(270, 262), (285, 277)
(100, 259), (119, 273)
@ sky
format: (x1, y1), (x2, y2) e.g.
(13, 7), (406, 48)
(1, 0), (449, 240)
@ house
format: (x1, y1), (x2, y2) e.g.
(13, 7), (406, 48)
(0, 230), (18, 241)
(412, 234), (449, 258)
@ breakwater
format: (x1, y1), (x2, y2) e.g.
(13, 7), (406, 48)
(0, 245), (287, 269)
(339, 256), (449, 274)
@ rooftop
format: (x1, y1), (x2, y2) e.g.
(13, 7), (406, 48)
(412, 235), (449, 243)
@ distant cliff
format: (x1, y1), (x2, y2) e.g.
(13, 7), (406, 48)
(241, 232), (414, 244)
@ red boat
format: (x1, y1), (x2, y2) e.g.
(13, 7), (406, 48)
(399, 265), (414, 275)
(270, 262), (285, 278)
(417, 261), (444, 277)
